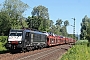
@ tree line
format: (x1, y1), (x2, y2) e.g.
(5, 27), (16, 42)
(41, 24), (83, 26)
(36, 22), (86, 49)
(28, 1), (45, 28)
(80, 15), (90, 42)
(0, 0), (72, 38)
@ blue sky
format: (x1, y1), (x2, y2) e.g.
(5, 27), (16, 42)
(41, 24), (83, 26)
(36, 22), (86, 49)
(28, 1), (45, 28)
(1, 0), (90, 34)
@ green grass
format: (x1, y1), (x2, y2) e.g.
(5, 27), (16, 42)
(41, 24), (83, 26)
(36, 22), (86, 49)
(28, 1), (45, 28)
(75, 40), (88, 45)
(60, 40), (90, 60)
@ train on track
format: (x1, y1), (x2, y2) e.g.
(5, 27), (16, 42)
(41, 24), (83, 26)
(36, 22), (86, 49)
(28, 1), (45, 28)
(6, 28), (76, 52)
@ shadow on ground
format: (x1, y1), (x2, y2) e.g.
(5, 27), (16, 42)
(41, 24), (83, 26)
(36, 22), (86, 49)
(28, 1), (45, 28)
(0, 50), (9, 54)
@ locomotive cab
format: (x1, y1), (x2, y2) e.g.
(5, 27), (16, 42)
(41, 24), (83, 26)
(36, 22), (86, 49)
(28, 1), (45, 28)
(6, 29), (23, 50)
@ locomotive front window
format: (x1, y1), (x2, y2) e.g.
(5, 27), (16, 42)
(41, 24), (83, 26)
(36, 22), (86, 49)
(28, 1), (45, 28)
(10, 33), (15, 36)
(17, 33), (22, 36)
(10, 32), (22, 36)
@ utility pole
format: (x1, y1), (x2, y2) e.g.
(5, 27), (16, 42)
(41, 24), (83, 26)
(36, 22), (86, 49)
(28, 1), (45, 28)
(72, 18), (75, 40)
(77, 32), (78, 40)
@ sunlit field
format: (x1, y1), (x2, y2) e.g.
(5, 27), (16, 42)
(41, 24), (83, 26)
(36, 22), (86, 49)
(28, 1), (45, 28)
(60, 40), (90, 60)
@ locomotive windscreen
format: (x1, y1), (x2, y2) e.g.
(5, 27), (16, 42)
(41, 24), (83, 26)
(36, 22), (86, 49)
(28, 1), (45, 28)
(10, 29), (23, 32)
(9, 29), (23, 36)
(9, 33), (22, 36)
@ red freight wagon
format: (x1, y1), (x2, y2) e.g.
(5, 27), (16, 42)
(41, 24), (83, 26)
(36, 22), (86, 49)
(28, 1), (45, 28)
(55, 36), (61, 45)
(47, 35), (56, 46)
(60, 37), (65, 44)
(70, 38), (74, 43)
(73, 39), (76, 43)
(65, 38), (69, 44)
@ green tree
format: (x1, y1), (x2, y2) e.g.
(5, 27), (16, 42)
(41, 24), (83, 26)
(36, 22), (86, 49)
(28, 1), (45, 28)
(2, 0), (29, 29)
(31, 5), (49, 19)
(64, 20), (69, 26)
(64, 20), (69, 36)
(61, 26), (67, 36)
(55, 19), (63, 35)
(0, 11), (11, 35)
(86, 23), (90, 42)
(46, 20), (54, 32)
(31, 5), (49, 31)
(80, 15), (90, 39)
(50, 25), (56, 34)
(26, 16), (43, 30)
(55, 19), (63, 27)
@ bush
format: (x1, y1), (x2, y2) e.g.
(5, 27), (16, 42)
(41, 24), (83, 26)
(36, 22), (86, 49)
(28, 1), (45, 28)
(0, 42), (7, 51)
(75, 40), (88, 45)
(0, 36), (8, 51)
(60, 40), (90, 60)
(0, 36), (8, 43)
(61, 45), (90, 60)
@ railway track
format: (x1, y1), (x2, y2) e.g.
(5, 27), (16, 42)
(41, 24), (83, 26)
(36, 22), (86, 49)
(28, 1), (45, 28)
(17, 44), (71, 60)
(0, 44), (72, 60)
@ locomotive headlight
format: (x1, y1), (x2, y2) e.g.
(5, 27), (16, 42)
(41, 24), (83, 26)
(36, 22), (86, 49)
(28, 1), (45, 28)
(18, 41), (21, 43)
(8, 41), (11, 43)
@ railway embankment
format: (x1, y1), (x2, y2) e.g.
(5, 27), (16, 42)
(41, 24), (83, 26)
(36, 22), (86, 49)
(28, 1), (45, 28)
(0, 44), (71, 60)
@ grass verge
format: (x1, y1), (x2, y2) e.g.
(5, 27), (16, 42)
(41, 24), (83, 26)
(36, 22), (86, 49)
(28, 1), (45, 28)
(60, 40), (90, 60)
(0, 36), (7, 53)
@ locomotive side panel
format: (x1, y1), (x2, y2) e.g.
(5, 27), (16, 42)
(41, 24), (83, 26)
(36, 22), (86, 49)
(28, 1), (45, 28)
(22, 30), (47, 51)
